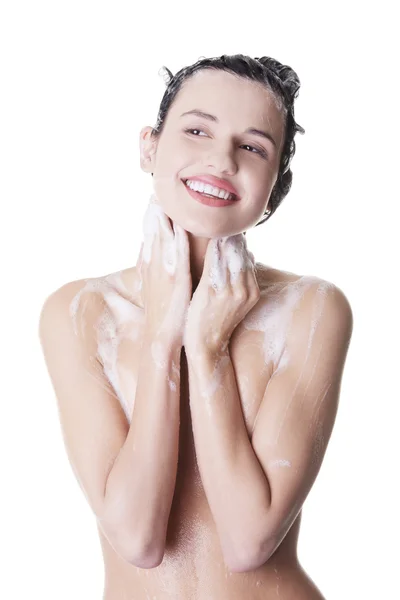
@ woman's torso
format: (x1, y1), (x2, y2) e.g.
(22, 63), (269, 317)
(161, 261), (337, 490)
(70, 262), (327, 599)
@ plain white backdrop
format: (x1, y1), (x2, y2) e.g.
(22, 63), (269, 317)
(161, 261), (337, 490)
(1, 1), (398, 598)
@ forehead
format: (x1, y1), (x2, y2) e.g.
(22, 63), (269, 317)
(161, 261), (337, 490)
(170, 69), (284, 136)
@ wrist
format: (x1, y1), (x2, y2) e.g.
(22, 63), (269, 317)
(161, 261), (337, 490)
(184, 338), (229, 365)
(143, 326), (183, 355)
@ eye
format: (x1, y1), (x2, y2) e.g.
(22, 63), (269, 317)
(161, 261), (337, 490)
(241, 144), (268, 158)
(185, 128), (207, 137)
(184, 129), (268, 158)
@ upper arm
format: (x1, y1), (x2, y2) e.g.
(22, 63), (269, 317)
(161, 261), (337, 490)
(251, 280), (353, 560)
(38, 281), (130, 526)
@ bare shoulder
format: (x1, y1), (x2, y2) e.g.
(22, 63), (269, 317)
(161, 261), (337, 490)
(249, 266), (354, 565)
(38, 273), (140, 529)
(39, 268), (141, 339)
(251, 262), (354, 364)
(39, 277), (106, 345)
(254, 261), (353, 314)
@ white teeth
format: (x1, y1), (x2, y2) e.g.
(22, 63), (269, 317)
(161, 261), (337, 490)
(184, 179), (236, 201)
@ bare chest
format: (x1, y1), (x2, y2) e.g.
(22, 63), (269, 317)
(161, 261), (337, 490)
(74, 267), (319, 448)
(74, 269), (331, 521)
(114, 315), (271, 470)
(75, 268), (319, 506)
(71, 267), (321, 593)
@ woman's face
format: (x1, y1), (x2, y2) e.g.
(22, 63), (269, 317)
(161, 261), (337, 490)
(140, 69), (286, 237)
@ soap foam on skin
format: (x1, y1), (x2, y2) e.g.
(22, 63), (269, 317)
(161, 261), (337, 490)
(140, 196), (191, 338)
(142, 197), (178, 276)
(69, 270), (142, 338)
(69, 193), (190, 423)
(197, 353), (231, 416)
(184, 231), (257, 417)
(68, 192), (336, 466)
(267, 279), (336, 446)
(270, 458), (292, 468)
(69, 268), (334, 444)
(151, 340), (178, 392)
(67, 199), (337, 596)
(242, 276), (336, 378)
(208, 233), (255, 293)
(189, 231), (255, 354)
(242, 276), (314, 371)
(69, 270), (144, 422)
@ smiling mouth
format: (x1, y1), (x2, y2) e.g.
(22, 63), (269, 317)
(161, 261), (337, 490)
(182, 179), (239, 201)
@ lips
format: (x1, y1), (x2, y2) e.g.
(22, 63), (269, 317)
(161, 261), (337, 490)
(182, 175), (240, 200)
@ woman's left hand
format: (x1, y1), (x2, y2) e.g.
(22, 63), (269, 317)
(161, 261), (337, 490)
(183, 234), (260, 355)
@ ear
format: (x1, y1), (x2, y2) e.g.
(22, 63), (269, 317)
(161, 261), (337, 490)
(139, 126), (158, 173)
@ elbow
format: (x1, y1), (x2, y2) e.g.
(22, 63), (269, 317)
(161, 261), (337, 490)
(225, 535), (277, 573)
(114, 528), (166, 568)
(97, 511), (165, 568)
(110, 530), (165, 568)
(222, 537), (257, 573)
(125, 542), (165, 569)
(225, 547), (261, 574)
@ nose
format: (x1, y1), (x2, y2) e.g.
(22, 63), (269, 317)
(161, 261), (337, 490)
(204, 141), (238, 175)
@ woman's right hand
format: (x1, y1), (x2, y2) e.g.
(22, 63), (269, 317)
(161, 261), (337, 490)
(136, 197), (192, 344)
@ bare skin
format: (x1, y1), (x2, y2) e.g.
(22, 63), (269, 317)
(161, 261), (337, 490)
(96, 266), (331, 600)
(39, 70), (353, 598)
(39, 237), (351, 599)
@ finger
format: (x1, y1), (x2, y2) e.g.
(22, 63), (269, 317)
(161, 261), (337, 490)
(207, 238), (228, 293)
(144, 197), (173, 233)
(173, 222), (190, 265)
(220, 235), (248, 287)
(246, 268), (261, 306)
(156, 208), (175, 241)
(143, 203), (174, 256)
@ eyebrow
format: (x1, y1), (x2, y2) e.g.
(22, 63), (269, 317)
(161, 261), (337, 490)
(180, 109), (277, 149)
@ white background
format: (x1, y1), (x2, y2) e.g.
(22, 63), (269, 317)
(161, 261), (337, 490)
(1, 1), (398, 598)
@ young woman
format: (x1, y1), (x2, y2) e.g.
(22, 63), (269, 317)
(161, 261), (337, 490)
(39, 54), (353, 599)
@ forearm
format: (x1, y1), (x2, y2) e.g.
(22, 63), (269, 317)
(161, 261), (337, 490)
(186, 345), (271, 567)
(103, 332), (182, 565)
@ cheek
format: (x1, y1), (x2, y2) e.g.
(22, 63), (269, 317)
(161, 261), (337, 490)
(241, 172), (267, 201)
(152, 162), (184, 204)
(254, 171), (277, 198)
(156, 140), (189, 177)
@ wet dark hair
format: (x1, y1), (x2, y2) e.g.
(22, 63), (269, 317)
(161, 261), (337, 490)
(150, 54), (305, 227)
